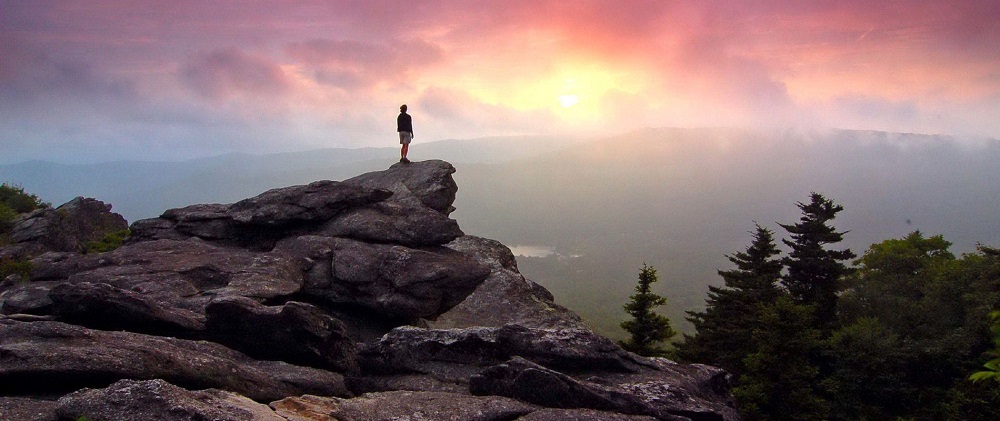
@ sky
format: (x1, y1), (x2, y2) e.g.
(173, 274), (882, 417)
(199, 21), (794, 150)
(2, 0), (999, 163)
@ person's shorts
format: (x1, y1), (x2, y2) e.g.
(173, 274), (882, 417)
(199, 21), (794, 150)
(399, 132), (412, 145)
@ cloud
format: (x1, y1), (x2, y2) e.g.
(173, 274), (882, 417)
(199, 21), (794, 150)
(1, 1), (998, 164)
(180, 49), (290, 100)
(285, 38), (443, 90)
(418, 87), (556, 136)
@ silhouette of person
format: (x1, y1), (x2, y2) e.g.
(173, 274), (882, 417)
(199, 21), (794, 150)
(397, 104), (413, 163)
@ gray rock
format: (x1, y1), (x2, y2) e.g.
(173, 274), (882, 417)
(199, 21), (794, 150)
(361, 324), (646, 377)
(0, 320), (349, 402)
(276, 236), (490, 320)
(470, 357), (663, 418)
(345, 159), (459, 215)
(205, 297), (356, 372)
(472, 357), (739, 421)
(2, 197), (127, 259)
(516, 408), (660, 421)
(430, 236), (588, 330)
(56, 379), (284, 421)
(271, 391), (538, 421)
(161, 203), (233, 240)
(0, 280), (56, 315)
(0, 161), (741, 421)
(319, 200), (464, 247)
(19, 238), (303, 319)
(228, 180), (391, 226)
(129, 181), (391, 248)
(49, 281), (205, 334)
(0, 397), (58, 421)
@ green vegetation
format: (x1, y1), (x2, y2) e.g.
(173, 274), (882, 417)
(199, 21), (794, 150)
(678, 223), (782, 378)
(779, 192), (855, 330)
(0, 258), (33, 281)
(0, 183), (48, 243)
(84, 229), (131, 254)
(619, 263), (676, 357)
(679, 194), (1000, 420)
(970, 311), (1000, 384)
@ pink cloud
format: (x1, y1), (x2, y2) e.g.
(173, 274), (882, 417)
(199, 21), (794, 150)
(285, 38), (443, 89)
(180, 49), (289, 100)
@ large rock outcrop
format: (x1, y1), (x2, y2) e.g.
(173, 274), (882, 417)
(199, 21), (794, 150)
(0, 197), (127, 261)
(0, 160), (739, 420)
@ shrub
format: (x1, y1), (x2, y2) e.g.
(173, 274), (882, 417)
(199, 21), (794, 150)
(0, 203), (17, 236)
(0, 258), (33, 281)
(0, 183), (47, 214)
(84, 229), (131, 254)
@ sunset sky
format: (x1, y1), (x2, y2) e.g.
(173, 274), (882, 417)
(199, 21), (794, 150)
(3, 1), (999, 163)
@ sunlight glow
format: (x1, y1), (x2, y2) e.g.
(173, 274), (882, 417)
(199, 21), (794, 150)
(559, 94), (579, 108)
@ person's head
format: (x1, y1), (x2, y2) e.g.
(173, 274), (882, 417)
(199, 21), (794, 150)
(400, 104), (407, 112)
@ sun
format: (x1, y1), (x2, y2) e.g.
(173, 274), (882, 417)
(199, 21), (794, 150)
(559, 94), (579, 108)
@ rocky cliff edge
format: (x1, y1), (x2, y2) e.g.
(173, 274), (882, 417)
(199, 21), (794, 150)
(0, 160), (739, 421)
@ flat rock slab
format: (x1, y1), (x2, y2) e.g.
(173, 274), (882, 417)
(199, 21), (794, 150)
(472, 357), (740, 421)
(271, 391), (538, 421)
(57, 379), (285, 421)
(0, 397), (59, 421)
(6, 239), (302, 326)
(0, 320), (349, 402)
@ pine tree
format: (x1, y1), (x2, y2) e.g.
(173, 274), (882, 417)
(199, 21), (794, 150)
(619, 263), (676, 357)
(678, 223), (783, 376)
(779, 193), (855, 329)
(734, 296), (830, 421)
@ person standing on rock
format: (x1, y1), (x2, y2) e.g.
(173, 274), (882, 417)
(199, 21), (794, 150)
(397, 104), (413, 163)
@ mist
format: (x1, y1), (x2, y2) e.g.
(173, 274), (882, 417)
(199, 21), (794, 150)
(3, 128), (999, 338)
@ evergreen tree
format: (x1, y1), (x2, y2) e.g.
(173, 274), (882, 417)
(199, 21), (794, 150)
(734, 296), (830, 421)
(779, 192), (855, 329)
(619, 263), (676, 357)
(678, 223), (783, 376)
(835, 234), (1000, 419)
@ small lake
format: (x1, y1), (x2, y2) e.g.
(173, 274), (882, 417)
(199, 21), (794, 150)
(508, 245), (557, 258)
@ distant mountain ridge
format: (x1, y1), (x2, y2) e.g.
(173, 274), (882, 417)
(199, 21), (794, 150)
(0, 135), (580, 222)
(5, 128), (999, 338)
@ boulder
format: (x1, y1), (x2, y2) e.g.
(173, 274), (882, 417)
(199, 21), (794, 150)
(318, 200), (464, 247)
(228, 180), (390, 226)
(205, 296), (356, 372)
(345, 159), (460, 215)
(472, 357), (739, 421)
(276, 236), (490, 320)
(129, 181), (393, 249)
(56, 379), (284, 421)
(1, 197), (127, 259)
(271, 391), (538, 421)
(360, 324), (647, 377)
(357, 325), (739, 421)
(470, 357), (656, 417)
(49, 281), (205, 335)
(10, 239), (303, 322)
(0, 320), (349, 402)
(0, 280), (57, 315)
(430, 236), (589, 330)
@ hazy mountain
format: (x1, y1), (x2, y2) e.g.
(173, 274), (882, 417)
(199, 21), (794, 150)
(4, 128), (999, 338)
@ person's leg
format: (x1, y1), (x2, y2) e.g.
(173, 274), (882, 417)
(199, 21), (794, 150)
(401, 143), (409, 159)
